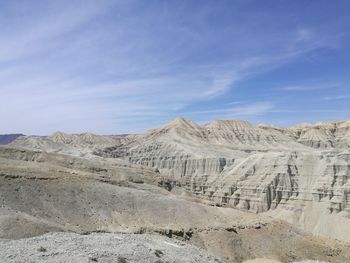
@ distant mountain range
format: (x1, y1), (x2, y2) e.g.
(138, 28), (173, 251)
(0, 134), (24, 145)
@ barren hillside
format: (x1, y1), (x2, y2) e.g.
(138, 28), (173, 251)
(2, 119), (350, 262)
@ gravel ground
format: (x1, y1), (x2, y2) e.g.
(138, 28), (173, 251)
(0, 232), (222, 263)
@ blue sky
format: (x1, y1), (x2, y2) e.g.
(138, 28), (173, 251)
(0, 0), (350, 135)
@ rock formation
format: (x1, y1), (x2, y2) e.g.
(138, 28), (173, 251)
(4, 118), (350, 262)
(92, 118), (350, 242)
(1, 146), (349, 263)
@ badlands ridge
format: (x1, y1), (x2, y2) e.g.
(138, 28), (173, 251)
(1, 118), (350, 262)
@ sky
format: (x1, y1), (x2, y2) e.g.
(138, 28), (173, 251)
(0, 0), (350, 135)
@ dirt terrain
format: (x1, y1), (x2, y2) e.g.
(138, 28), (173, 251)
(1, 119), (350, 262)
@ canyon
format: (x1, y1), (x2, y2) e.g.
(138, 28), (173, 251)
(1, 118), (350, 262)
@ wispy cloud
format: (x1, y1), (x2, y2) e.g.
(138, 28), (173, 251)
(296, 28), (313, 42)
(323, 94), (350, 101)
(190, 102), (273, 116)
(0, 1), (349, 134)
(0, 1), (115, 63)
(230, 102), (274, 116)
(281, 83), (342, 91)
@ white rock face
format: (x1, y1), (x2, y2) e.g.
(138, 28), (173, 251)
(261, 120), (350, 149)
(206, 150), (350, 241)
(95, 118), (350, 241)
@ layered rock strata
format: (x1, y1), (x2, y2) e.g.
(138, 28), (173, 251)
(93, 118), (350, 241)
(8, 118), (350, 242)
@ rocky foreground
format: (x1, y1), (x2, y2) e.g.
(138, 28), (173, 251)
(0, 232), (220, 263)
(0, 232), (332, 263)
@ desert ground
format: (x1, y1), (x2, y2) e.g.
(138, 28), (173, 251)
(1, 119), (350, 262)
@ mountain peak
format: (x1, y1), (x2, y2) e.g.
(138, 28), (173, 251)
(50, 131), (72, 143)
(205, 119), (254, 130)
(161, 117), (199, 129)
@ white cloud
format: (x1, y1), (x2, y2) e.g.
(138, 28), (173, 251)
(190, 102), (273, 116)
(323, 94), (350, 101)
(296, 28), (313, 42)
(229, 102), (273, 116)
(0, 1), (347, 134)
(0, 1), (114, 63)
(281, 83), (342, 91)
